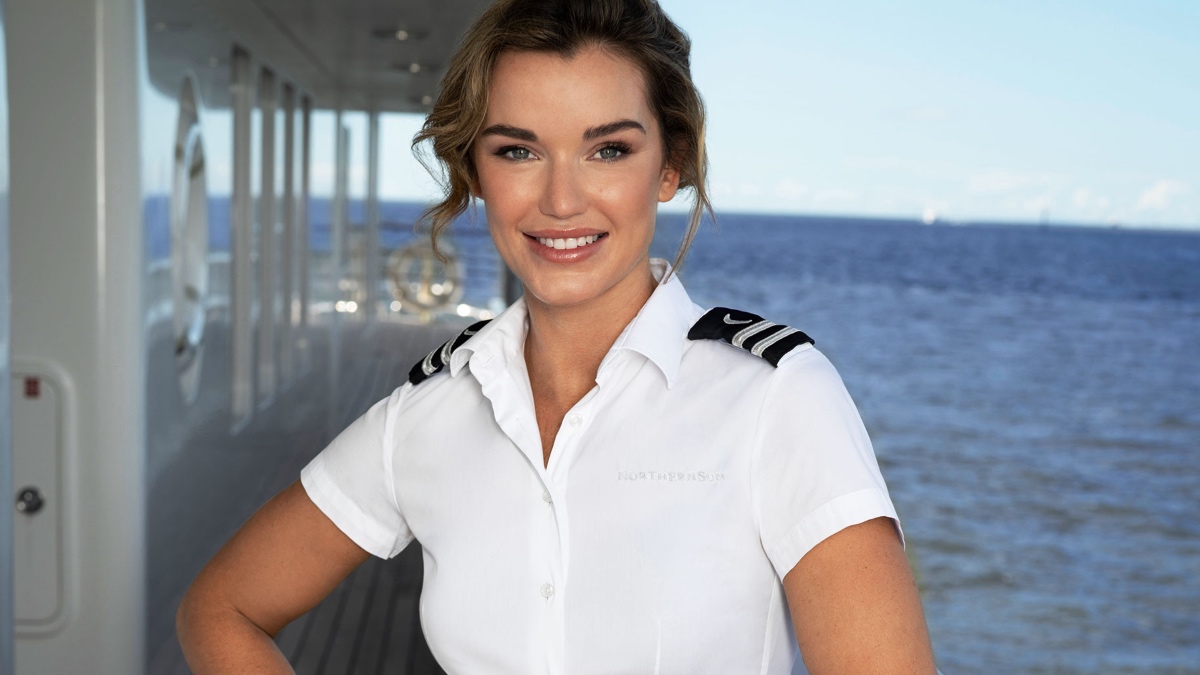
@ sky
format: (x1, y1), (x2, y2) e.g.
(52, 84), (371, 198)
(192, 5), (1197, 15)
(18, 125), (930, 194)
(137, 0), (1193, 230)
(359, 0), (1199, 229)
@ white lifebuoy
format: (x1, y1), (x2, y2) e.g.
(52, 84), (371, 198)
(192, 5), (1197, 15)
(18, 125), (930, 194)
(387, 239), (465, 314)
(171, 75), (209, 404)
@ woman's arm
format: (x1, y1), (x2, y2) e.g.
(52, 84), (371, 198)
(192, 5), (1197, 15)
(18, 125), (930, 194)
(784, 517), (937, 674)
(177, 480), (371, 674)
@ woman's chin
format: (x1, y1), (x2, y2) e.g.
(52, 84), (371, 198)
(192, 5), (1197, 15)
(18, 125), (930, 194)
(522, 281), (605, 311)
(520, 267), (655, 316)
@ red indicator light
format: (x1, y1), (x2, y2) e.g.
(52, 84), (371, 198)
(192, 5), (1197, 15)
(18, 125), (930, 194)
(24, 377), (40, 399)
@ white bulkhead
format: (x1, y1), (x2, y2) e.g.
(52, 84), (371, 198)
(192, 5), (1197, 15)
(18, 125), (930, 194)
(9, 0), (144, 672)
(0, 3), (13, 671)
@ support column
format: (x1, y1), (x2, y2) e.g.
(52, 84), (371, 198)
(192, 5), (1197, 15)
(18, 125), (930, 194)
(366, 111), (381, 321)
(329, 114), (348, 435)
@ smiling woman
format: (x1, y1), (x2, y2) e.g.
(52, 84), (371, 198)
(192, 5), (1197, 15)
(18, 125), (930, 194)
(176, 2), (938, 674)
(472, 48), (677, 315)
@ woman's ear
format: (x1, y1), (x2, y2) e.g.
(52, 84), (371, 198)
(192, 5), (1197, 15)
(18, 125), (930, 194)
(658, 165), (681, 203)
(465, 150), (483, 200)
(467, 168), (483, 201)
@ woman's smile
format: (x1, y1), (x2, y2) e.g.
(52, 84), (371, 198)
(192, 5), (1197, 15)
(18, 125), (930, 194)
(532, 233), (604, 250)
(524, 228), (609, 264)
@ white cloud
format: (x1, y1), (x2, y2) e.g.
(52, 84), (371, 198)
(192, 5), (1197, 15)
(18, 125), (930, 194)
(1070, 188), (1111, 212)
(1136, 179), (1190, 211)
(710, 181), (734, 197)
(738, 182), (763, 197)
(968, 169), (1068, 198)
(1022, 195), (1054, 216)
(774, 179), (809, 199)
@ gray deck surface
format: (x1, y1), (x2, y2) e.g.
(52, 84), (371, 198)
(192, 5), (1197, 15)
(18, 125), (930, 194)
(277, 546), (443, 675)
(276, 320), (452, 675)
(152, 319), (460, 675)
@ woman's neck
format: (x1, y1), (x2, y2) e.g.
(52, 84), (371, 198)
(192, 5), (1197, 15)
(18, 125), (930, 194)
(524, 269), (656, 393)
(522, 267), (657, 463)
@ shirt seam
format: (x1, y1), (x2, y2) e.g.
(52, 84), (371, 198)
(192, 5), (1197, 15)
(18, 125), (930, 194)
(749, 359), (784, 561)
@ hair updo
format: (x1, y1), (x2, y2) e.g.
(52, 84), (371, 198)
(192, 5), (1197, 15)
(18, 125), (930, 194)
(413, 0), (712, 273)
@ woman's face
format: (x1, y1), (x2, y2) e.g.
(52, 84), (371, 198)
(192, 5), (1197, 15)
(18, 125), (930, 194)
(472, 47), (680, 313)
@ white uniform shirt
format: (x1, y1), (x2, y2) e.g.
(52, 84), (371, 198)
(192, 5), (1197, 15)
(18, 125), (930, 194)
(301, 259), (900, 674)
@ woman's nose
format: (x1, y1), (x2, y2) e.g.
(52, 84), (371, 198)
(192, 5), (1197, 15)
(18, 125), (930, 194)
(539, 159), (586, 220)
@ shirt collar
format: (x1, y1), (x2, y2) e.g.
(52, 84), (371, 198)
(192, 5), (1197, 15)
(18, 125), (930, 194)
(449, 294), (527, 384)
(449, 258), (696, 388)
(603, 258), (695, 388)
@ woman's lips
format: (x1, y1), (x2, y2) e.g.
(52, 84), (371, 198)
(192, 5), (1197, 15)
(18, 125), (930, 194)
(525, 231), (607, 262)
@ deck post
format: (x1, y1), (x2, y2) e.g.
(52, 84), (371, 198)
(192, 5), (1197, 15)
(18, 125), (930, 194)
(366, 111), (381, 321)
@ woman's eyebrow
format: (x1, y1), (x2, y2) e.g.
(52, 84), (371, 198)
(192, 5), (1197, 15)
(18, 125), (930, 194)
(480, 124), (537, 141)
(583, 119), (646, 140)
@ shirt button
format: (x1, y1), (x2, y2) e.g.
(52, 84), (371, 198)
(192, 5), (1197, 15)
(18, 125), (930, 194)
(567, 413), (583, 429)
(540, 583), (555, 599)
(542, 489), (552, 504)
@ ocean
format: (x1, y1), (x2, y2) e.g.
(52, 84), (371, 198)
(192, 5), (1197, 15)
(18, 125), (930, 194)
(647, 212), (1200, 674)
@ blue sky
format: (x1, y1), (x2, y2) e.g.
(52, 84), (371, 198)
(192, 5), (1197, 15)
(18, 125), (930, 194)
(373, 0), (1199, 229)
(138, 1), (1197, 229)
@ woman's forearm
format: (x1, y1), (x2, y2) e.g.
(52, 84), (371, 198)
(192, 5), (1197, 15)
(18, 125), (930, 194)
(174, 482), (370, 673)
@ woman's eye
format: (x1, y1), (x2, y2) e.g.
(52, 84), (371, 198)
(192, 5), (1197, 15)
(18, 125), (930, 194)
(596, 145), (624, 161)
(499, 146), (531, 161)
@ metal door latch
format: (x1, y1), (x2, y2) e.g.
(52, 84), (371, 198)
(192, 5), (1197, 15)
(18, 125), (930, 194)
(15, 486), (44, 515)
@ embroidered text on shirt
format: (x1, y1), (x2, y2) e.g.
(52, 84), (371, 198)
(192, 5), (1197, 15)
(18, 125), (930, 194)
(617, 471), (726, 483)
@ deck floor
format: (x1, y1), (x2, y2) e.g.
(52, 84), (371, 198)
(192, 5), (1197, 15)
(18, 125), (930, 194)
(276, 546), (444, 675)
(276, 320), (452, 675)
(154, 318), (460, 675)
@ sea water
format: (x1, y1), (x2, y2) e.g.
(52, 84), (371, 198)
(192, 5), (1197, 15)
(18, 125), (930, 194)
(649, 213), (1200, 674)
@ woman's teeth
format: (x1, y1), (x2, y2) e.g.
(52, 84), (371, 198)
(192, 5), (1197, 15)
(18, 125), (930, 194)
(536, 234), (601, 250)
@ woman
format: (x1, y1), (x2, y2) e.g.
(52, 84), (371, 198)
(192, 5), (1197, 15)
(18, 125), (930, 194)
(177, 0), (939, 672)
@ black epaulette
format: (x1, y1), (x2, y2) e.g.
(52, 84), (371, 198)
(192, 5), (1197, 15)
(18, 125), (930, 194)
(687, 307), (813, 367)
(408, 320), (491, 385)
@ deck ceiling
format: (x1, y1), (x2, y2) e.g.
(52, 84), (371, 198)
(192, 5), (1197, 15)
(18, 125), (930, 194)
(147, 0), (494, 112)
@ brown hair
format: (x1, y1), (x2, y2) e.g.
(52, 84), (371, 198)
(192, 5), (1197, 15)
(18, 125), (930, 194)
(413, 0), (712, 275)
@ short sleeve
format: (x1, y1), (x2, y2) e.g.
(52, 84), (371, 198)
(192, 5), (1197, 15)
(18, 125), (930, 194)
(300, 385), (414, 559)
(752, 346), (902, 580)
